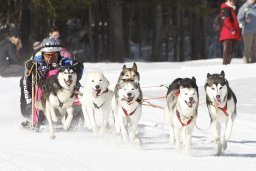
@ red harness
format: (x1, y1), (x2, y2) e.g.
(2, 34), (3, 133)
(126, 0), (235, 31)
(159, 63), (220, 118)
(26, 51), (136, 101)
(218, 103), (228, 116)
(121, 107), (137, 116)
(176, 110), (193, 127)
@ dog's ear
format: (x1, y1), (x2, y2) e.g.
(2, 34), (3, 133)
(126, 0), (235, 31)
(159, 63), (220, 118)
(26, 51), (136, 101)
(132, 63), (137, 72)
(207, 73), (211, 78)
(192, 76), (196, 83)
(122, 65), (127, 70)
(220, 70), (225, 77)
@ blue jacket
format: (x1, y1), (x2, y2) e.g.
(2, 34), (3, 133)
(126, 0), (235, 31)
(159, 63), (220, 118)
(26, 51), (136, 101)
(237, 2), (256, 34)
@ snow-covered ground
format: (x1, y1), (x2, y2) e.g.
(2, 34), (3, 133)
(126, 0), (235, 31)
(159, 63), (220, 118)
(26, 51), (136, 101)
(0, 58), (255, 171)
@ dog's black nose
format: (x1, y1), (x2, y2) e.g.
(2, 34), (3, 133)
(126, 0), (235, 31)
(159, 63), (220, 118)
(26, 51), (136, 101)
(189, 97), (193, 101)
(216, 95), (220, 99)
(95, 85), (100, 89)
(127, 92), (132, 96)
(68, 75), (72, 79)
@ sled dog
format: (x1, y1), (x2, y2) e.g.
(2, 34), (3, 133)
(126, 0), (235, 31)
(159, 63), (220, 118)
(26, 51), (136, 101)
(112, 63), (142, 133)
(37, 67), (77, 139)
(205, 71), (237, 155)
(115, 81), (142, 143)
(80, 71), (113, 134)
(165, 77), (199, 152)
(117, 63), (140, 83)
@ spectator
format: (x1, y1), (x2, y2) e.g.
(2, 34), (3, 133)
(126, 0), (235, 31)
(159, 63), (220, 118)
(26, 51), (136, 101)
(237, 0), (256, 63)
(219, 0), (241, 65)
(48, 26), (72, 58)
(0, 28), (24, 77)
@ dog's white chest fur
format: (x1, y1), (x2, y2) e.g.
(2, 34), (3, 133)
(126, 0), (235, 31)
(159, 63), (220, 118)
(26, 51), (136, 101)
(48, 89), (74, 108)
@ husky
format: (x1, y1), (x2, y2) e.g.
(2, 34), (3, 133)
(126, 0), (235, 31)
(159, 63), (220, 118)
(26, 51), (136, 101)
(205, 71), (237, 156)
(117, 63), (140, 83)
(80, 71), (113, 134)
(165, 77), (199, 152)
(112, 63), (142, 134)
(36, 67), (77, 139)
(115, 81), (142, 143)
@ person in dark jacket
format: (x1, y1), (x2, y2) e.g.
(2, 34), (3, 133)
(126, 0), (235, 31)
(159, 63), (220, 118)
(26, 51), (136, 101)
(219, 0), (241, 65)
(0, 29), (23, 77)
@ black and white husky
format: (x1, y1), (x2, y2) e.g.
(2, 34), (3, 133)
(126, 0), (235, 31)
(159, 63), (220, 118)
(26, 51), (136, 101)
(80, 71), (113, 134)
(165, 77), (199, 152)
(205, 71), (237, 156)
(114, 81), (143, 143)
(37, 67), (77, 139)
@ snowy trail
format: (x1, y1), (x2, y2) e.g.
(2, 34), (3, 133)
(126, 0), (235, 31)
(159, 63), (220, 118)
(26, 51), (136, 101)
(0, 59), (256, 170)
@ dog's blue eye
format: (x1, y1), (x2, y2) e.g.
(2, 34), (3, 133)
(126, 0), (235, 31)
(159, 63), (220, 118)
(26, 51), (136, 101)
(185, 93), (188, 95)
(92, 80), (94, 82)
(193, 93), (195, 95)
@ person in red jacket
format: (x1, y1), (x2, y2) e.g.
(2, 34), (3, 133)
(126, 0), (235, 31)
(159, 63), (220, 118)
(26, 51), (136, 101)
(219, 0), (241, 65)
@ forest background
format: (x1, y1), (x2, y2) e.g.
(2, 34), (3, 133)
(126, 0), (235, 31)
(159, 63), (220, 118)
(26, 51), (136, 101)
(0, 0), (245, 63)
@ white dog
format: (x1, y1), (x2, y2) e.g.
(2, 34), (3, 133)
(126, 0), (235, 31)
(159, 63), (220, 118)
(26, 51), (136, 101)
(205, 71), (237, 156)
(165, 77), (199, 152)
(114, 81), (142, 143)
(80, 71), (113, 134)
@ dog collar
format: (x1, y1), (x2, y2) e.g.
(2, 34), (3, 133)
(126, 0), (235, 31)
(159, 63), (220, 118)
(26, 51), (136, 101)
(176, 110), (193, 127)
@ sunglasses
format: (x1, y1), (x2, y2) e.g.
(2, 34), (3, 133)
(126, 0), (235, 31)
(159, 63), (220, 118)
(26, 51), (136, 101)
(43, 53), (58, 59)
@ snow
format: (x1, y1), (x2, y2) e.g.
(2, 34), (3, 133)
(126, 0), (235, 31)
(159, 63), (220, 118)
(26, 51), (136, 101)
(0, 58), (256, 171)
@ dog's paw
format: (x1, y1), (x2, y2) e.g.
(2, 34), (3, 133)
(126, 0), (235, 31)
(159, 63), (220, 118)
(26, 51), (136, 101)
(222, 140), (227, 151)
(132, 137), (141, 145)
(92, 126), (99, 134)
(50, 134), (56, 140)
(63, 123), (71, 130)
(169, 136), (176, 145)
(84, 122), (92, 130)
(216, 143), (223, 156)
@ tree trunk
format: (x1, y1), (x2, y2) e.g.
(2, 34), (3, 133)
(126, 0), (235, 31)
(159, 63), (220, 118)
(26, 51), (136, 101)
(108, 0), (125, 62)
(19, 0), (31, 64)
(151, 2), (163, 61)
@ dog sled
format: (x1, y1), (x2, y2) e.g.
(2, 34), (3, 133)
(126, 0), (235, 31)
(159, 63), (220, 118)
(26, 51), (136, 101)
(21, 44), (83, 131)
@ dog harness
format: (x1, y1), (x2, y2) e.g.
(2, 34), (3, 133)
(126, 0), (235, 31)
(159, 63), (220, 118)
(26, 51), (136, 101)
(92, 88), (109, 109)
(121, 106), (137, 116)
(176, 110), (193, 126)
(217, 103), (228, 116)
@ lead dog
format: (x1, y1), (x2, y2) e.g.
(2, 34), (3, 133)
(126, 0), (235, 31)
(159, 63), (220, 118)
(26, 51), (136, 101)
(37, 67), (77, 139)
(205, 71), (237, 156)
(165, 77), (199, 152)
(80, 71), (113, 134)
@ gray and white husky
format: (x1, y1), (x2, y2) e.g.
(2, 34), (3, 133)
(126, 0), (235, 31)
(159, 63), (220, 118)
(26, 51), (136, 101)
(165, 77), (199, 152)
(37, 67), (78, 139)
(114, 81), (143, 143)
(80, 71), (113, 134)
(205, 71), (237, 156)
(112, 63), (142, 134)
